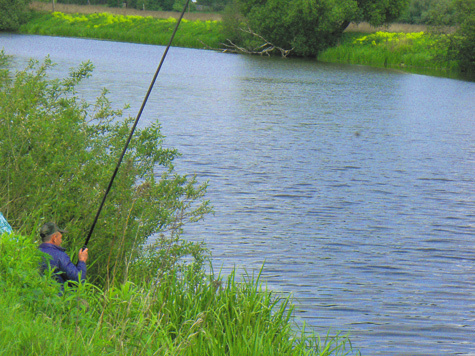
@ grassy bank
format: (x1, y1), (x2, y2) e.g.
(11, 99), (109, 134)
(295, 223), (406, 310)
(318, 31), (459, 74)
(0, 232), (356, 355)
(19, 9), (465, 76)
(20, 11), (226, 49)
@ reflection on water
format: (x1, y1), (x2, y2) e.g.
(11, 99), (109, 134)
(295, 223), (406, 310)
(2, 34), (475, 355)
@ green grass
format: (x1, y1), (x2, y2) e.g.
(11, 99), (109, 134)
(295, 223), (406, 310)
(0, 232), (357, 355)
(318, 31), (459, 72)
(20, 11), (225, 49)
(19, 11), (466, 76)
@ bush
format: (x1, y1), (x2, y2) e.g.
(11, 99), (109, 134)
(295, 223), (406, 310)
(224, 0), (409, 58)
(318, 31), (460, 73)
(0, 0), (31, 31)
(451, 0), (475, 73)
(398, 0), (457, 25)
(0, 51), (211, 286)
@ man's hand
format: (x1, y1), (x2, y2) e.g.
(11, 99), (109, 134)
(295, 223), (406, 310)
(79, 248), (88, 263)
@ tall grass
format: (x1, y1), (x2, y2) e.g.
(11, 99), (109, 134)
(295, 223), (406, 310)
(0, 232), (357, 355)
(318, 31), (459, 72)
(20, 12), (225, 48)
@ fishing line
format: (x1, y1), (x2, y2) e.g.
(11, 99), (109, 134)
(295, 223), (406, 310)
(83, 0), (191, 249)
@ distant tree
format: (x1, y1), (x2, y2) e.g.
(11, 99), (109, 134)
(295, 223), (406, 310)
(451, 0), (475, 73)
(160, 0), (175, 10)
(172, 0), (187, 11)
(358, 0), (413, 27)
(225, 0), (410, 57)
(197, 0), (231, 11)
(398, 0), (457, 25)
(398, 0), (431, 23)
(0, 0), (31, 31)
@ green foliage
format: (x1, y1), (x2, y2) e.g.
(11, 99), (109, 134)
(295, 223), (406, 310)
(0, 51), (212, 286)
(197, 0), (232, 11)
(318, 31), (460, 73)
(406, 0), (475, 74)
(173, 0), (187, 11)
(356, 0), (410, 27)
(20, 12), (225, 49)
(0, 231), (62, 306)
(226, 0), (409, 57)
(0, 0), (31, 31)
(315, 0), (473, 75)
(1, 232), (357, 355)
(398, 0), (458, 25)
(450, 0), (475, 73)
(96, 0), (230, 11)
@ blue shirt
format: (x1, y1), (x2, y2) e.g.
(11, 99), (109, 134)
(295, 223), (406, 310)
(39, 243), (86, 284)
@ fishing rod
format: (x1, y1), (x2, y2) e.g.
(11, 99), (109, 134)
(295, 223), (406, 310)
(82, 0), (191, 250)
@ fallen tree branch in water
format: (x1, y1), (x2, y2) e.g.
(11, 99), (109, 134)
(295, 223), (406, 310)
(200, 26), (294, 57)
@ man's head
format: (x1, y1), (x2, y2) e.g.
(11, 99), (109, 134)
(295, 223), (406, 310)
(40, 222), (66, 246)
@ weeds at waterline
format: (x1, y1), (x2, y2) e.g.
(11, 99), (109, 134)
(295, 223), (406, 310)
(0, 232), (357, 355)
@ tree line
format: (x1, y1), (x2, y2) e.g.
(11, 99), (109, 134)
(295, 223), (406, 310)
(1, 0), (474, 70)
(48, 0), (232, 12)
(400, 0), (464, 25)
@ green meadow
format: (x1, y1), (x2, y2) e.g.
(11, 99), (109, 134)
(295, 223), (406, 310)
(317, 31), (459, 74)
(21, 11), (226, 49)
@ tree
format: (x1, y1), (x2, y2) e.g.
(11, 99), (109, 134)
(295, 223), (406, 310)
(396, 0), (474, 74)
(451, 0), (475, 73)
(197, 0), (231, 11)
(398, 0), (457, 25)
(226, 0), (410, 57)
(0, 0), (31, 31)
(356, 0), (410, 27)
(173, 0), (188, 11)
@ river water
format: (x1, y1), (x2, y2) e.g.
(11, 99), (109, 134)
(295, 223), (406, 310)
(2, 34), (475, 355)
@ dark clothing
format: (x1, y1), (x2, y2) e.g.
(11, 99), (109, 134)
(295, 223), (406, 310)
(39, 243), (86, 284)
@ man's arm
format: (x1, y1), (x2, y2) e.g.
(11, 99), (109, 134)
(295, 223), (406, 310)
(58, 249), (87, 283)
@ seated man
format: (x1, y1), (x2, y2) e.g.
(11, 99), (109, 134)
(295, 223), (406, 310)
(39, 222), (88, 286)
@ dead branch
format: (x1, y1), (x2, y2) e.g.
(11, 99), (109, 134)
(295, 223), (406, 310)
(239, 26), (293, 57)
(199, 26), (293, 57)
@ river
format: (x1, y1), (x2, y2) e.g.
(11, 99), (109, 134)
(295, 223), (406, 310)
(1, 34), (475, 355)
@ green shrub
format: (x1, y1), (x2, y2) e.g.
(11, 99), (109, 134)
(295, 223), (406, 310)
(451, 0), (475, 73)
(0, 0), (31, 31)
(0, 51), (211, 286)
(318, 31), (459, 72)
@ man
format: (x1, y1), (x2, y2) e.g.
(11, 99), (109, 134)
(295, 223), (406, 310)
(39, 222), (88, 286)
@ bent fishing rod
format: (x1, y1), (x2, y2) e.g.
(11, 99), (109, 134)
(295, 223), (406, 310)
(82, 0), (191, 250)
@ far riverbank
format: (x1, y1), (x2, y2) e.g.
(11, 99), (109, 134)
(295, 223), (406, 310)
(23, 3), (467, 79)
(30, 1), (435, 33)
(29, 1), (223, 21)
